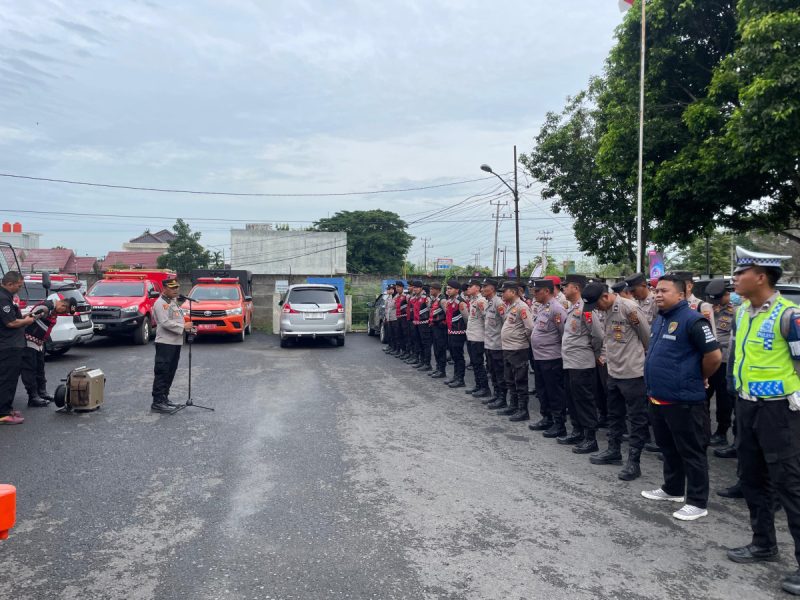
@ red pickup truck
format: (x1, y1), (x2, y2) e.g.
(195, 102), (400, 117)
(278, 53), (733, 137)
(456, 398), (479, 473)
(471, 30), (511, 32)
(182, 270), (254, 342)
(85, 269), (176, 345)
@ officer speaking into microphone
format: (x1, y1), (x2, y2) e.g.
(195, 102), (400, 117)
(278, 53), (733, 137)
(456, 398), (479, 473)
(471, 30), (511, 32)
(151, 278), (193, 413)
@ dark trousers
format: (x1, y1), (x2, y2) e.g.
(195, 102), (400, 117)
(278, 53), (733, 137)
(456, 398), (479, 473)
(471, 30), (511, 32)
(650, 402), (709, 508)
(447, 334), (466, 380)
(533, 358), (566, 423)
(416, 323), (432, 366)
(706, 362), (733, 434)
(467, 341), (488, 389)
(0, 347), (23, 415)
(411, 323), (422, 360)
(486, 348), (505, 395)
(152, 343), (182, 401)
(399, 319), (411, 352)
(21, 346), (47, 396)
(391, 320), (404, 351)
(737, 398), (800, 565)
(607, 376), (648, 450)
(503, 348), (529, 410)
(383, 318), (393, 346)
(595, 364), (609, 418)
(564, 368), (598, 431)
(431, 324), (447, 372)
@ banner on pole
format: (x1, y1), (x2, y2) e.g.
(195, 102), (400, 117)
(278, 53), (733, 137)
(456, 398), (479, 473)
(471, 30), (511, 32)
(648, 250), (665, 281)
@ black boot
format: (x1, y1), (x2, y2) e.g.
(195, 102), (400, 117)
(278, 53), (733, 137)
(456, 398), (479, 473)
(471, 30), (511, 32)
(431, 371), (447, 379)
(714, 444), (737, 459)
(509, 396), (529, 422)
(487, 392), (507, 410)
(37, 388), (54, 401)
(443, 376), (456, 385)
(528, 417), (553, 431)
(464, 385), (479, 394)
(448, 378), (466, 388)
(709, 429), (728, 447)
(472, 388), (491, 399)
(557, 428), (585, 445)
(618, 448), (642, 481)
(644, 441), (662, 453)
(27, 395), (49, 408)
(717, 481), (744, 499)
(496, 394), (517, 415)
(590, 439), (623, 465)
(543, 421), (567, 438)
(573, 430), (599, 454)
(418, 365), (433, 372)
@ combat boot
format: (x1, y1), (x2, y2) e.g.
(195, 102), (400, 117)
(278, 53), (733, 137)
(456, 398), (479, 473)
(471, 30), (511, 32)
(573, 429), (599, 454)
(472, 388), (491, 399)
(618, 447), (642, 481)
(496, 393), (517, 415)
(528, 417), (553, 432)
(37, 387), (54, 402)
(590, 439), (623, 465)
(418, 365), (433, 372)
(464, 385), (479, 395)
(27, 394), (49, 408)
(487, 391), (507, 410)
(557, 427), (585, 445)
(448, 378), (466, 388)
(543, 421), (567, 438)
(430, 371), (447, 379)
(508, 396), (530, 422)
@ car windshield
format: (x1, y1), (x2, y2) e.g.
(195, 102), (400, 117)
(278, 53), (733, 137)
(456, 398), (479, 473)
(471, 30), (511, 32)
(58, 289), (87, 303)
(190, 286), (240, 301)
(288, 288), (339, 305)
(88, 281), (145, 297)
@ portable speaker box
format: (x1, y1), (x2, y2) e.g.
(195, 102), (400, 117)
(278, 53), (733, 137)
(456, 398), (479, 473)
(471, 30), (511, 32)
(54, 367), (105, 411)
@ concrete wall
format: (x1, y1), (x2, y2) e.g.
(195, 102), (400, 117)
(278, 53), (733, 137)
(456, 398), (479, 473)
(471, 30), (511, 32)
(230, 229), (347, 275)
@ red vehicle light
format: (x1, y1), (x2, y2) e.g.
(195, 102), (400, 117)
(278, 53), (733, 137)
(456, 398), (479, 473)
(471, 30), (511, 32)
(196, 277), (239, 284)
(282, 303), (299, 314)
(329, 304), (344, 314)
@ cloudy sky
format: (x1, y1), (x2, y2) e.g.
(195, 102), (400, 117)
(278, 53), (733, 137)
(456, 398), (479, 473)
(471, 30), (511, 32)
(0, 0), (624, 271)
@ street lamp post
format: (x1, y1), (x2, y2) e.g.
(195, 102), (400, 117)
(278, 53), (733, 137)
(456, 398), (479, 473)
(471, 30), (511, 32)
(481, 145), (520, 280)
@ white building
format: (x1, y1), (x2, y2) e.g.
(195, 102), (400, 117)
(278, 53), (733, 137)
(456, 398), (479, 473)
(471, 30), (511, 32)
(230, 225), (347, 275)
(0, 222), (41, 249)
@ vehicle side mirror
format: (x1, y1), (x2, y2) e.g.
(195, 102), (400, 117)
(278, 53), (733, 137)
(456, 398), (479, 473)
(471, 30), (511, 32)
(41, 271), (51, 291)
(244, 295), (252, 302)
(148, 290), (160, 298)
(278, 300), (284, 306)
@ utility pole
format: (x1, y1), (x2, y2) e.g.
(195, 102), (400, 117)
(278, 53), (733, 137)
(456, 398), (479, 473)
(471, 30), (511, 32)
(490, 199), (510, 276)
(501, 246), (507, 275)
(421, 237), (433, 273)
(473, 250), (481, 270)
(537, 231), (553, 275)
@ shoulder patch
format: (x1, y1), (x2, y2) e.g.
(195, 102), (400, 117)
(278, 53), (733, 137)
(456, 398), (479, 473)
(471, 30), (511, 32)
(520, 308), (528, 320)
(628, 311), (640, 326)
(584, 311), (592, 324)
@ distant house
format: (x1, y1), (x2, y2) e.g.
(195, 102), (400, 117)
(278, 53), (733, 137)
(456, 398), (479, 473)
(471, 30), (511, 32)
(19, 248), (77, 273)
(103, 251), (164, 270)
(73, 256), (100, 273)
(123, 229), (176, 252)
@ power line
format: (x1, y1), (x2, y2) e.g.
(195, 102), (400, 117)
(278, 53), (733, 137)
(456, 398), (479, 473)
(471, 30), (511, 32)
(0, 172), (497, 198)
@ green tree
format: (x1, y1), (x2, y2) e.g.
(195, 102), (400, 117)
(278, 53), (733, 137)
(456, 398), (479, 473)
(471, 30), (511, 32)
(670, 230), (735, 276)
(157, 219), (211, 273)
(520, 82), (637, 265)
(313, 210), (414, 274)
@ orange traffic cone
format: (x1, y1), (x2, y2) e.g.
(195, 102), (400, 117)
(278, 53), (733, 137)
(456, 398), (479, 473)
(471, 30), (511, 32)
(0, 484), (17, 540)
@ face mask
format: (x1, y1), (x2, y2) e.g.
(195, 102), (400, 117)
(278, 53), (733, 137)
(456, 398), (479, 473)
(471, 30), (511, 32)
(730, 292), (742, 306)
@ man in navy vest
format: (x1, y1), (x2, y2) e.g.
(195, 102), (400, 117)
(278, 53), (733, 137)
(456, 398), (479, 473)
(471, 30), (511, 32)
(641, 273), (722, 521)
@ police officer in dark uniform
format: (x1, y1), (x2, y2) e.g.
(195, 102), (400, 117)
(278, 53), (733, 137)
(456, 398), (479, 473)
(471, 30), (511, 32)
(428, 282), (448, 379)
(444, 279), (467, 388)
(0, 271), (36, 424)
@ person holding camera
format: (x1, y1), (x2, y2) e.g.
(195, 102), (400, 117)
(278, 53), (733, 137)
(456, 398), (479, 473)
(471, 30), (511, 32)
(151, 278), (193, 413)
(21, 294), (71, 407)
(0, 271), (36, 424)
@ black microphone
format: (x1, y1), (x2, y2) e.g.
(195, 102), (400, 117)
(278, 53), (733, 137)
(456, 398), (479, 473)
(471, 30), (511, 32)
(178, 294), (198, 302)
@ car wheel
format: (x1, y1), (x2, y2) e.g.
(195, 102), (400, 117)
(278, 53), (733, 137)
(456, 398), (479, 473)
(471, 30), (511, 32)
(367, 321), (376, 336)
(280, 337), (289, 348)
(379, 321), (386, 343)
(245, 319), (252, 335)
(133, 319), (150, 345)
(235, 326), (246, 342)
(336, 336), (345, 347)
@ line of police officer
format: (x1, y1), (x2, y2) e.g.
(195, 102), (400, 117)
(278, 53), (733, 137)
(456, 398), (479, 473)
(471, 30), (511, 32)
(381, 245), (800, 596)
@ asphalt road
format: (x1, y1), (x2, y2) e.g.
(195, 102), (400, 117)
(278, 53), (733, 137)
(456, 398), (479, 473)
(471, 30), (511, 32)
(0, 332), (795, 599)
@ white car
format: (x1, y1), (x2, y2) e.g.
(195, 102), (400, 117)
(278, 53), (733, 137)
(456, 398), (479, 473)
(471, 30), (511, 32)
(19, 280), (94, 356)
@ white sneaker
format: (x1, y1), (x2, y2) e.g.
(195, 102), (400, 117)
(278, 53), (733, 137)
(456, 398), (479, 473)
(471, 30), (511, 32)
(641, 488), (685, 502)
(673, 505), (708, 521)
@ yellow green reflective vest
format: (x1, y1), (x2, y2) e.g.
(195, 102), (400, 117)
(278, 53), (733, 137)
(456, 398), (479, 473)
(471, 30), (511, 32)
(734, 295), (800, 398)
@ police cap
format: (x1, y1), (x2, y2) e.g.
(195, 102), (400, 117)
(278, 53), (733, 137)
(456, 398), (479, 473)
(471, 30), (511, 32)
(581, 281), (609, 311)
(531, 278), (554, 291)
(624, 272), (647, 288)
(610, 281), (628, 294)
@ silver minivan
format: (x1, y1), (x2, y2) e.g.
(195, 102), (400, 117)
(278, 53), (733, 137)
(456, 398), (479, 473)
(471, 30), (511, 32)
(279, 284), (345, 347)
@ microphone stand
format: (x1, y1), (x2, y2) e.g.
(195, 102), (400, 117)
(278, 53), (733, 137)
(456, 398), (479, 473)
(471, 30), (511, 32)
(172, 294), (214, 413)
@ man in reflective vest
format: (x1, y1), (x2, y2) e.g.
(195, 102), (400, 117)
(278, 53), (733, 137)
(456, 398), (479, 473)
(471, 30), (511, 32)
(724, 247), (800, 598)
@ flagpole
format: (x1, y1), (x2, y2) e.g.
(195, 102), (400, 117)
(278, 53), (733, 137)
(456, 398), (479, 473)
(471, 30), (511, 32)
(635, 0), (646, 273)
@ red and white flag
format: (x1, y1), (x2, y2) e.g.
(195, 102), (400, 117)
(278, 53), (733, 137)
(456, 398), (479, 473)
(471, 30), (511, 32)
(619, 0), (634, 11)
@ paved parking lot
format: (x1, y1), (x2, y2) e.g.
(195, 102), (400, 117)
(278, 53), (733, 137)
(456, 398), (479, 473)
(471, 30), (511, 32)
(0, 332), (795, 599)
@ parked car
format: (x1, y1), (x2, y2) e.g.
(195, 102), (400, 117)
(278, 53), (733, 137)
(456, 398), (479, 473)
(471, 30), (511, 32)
(279, 284), (345, 348)
(778, 283), (800, 305)
(182, 270), (254, 342)
(85, 269), (175, 345)
(18, 279), (94, 356)
(366, 292), (389, 342)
